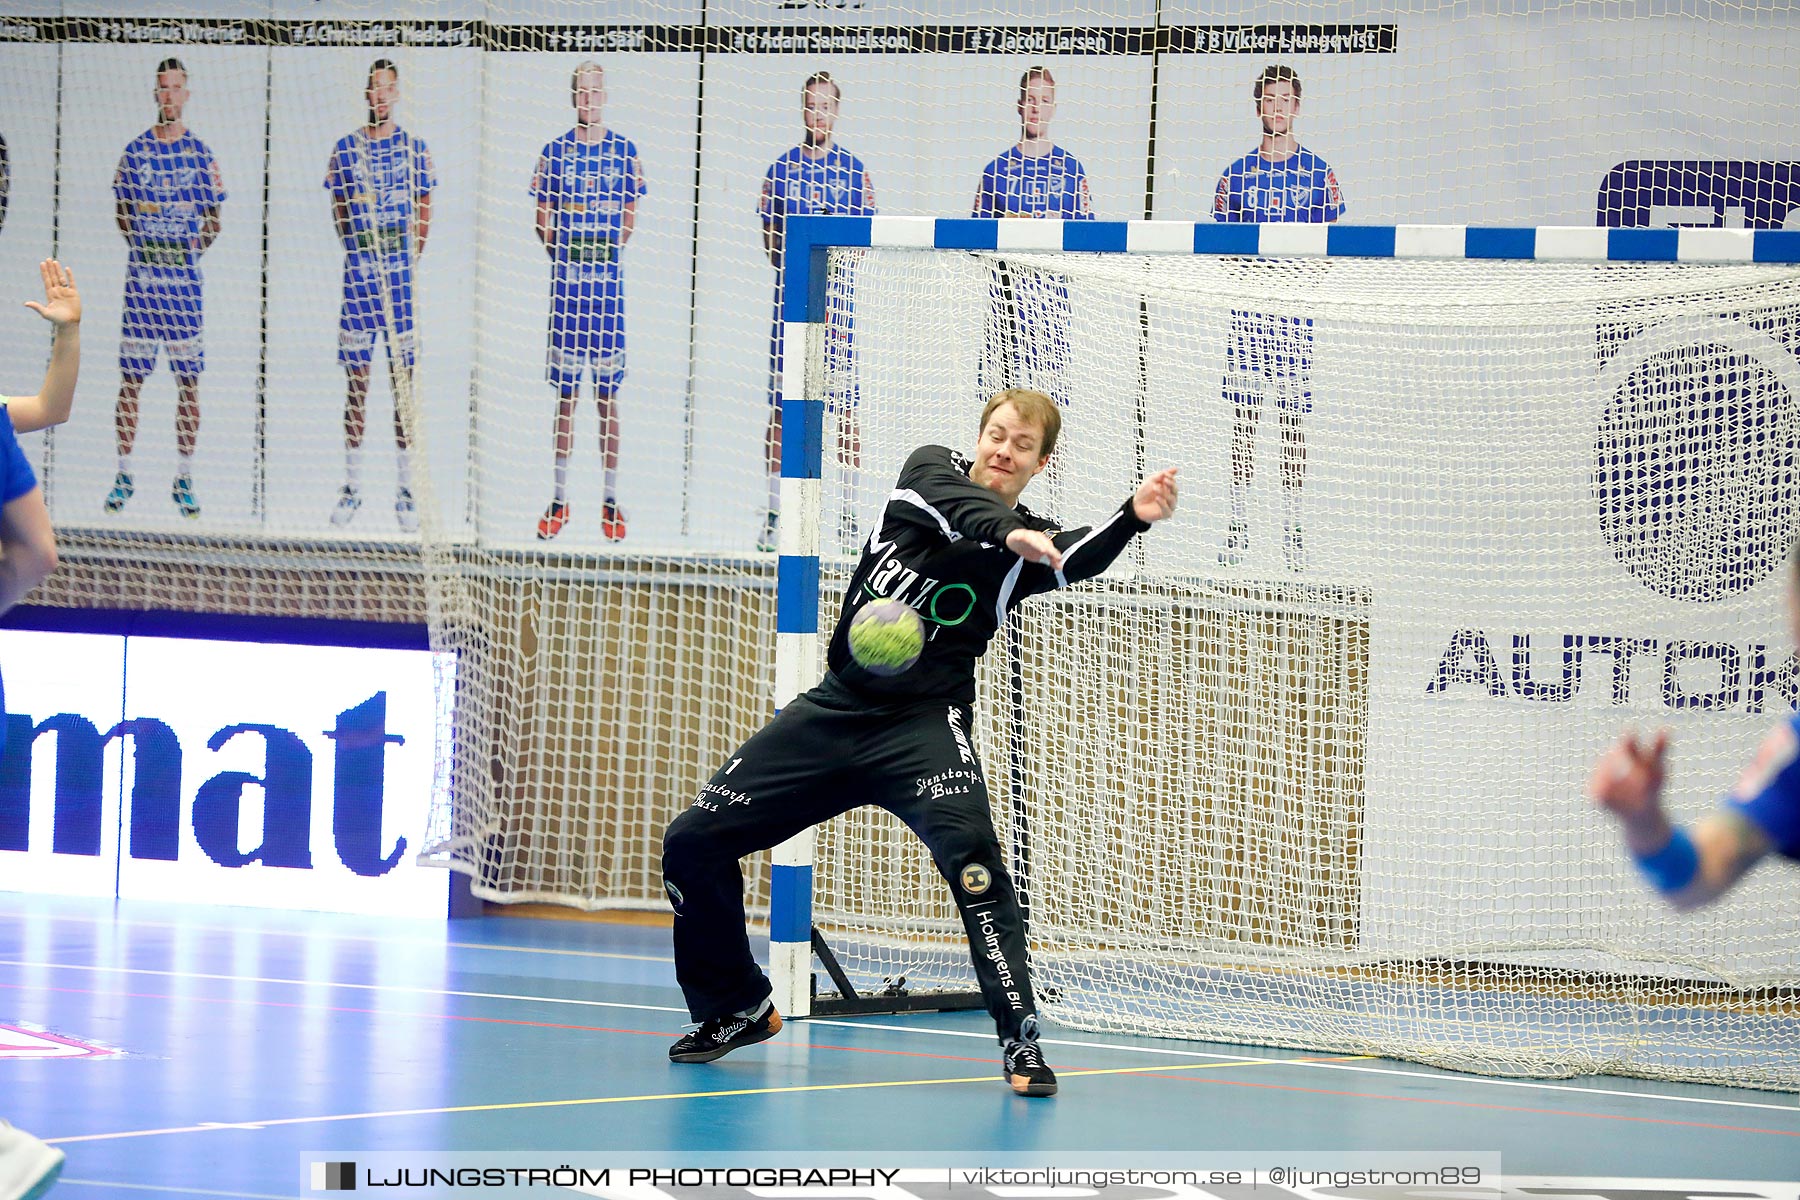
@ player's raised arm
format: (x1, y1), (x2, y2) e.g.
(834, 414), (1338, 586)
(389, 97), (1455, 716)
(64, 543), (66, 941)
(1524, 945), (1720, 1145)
(8, 259), (82, 434)
(1588, 728), (1778, 910)
(1018, 467), (1176, 587)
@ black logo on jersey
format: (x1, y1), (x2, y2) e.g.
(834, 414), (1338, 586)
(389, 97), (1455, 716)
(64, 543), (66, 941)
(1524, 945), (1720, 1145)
(960, 863), (992, 895)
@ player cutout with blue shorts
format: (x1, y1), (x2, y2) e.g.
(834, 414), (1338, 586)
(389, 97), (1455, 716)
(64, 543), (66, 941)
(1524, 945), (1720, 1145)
(324, 58), (435, 532)
(105, 58), (224, 520)
(1212, 64), (1344, 573)
(972, 65), (1094, 414)
(1590, 546), (1800, 908)
(757, 71), (876, 554)
(532, 62), (645, 543)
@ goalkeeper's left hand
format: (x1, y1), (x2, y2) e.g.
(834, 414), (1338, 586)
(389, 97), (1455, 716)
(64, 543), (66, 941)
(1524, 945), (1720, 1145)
(1133, 467), (1179, 523)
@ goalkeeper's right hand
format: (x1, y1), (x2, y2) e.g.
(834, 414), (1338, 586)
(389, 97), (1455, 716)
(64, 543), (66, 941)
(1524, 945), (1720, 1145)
(1005, 528), (1063, 571)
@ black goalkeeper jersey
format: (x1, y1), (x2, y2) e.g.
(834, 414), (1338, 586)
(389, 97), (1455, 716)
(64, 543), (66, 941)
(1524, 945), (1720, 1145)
(822, 444), (1150, 706)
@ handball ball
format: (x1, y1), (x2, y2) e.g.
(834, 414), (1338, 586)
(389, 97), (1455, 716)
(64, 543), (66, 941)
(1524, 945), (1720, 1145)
(849, 598), (924, 676)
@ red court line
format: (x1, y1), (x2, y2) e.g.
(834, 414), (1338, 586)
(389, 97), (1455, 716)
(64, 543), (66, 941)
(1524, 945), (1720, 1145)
(0, 980), (1004, 1065)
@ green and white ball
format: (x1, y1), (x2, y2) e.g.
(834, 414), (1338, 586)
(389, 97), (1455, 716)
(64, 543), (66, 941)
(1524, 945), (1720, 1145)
(848, 598), (924, 676)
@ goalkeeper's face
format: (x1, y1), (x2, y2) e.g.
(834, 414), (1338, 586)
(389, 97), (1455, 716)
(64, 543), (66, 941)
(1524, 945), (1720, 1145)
(971, 402), (1050, 507)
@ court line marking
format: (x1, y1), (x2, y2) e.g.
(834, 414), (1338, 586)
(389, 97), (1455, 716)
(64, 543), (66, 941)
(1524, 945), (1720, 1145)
(12, 1056), (1501, 1145)
(0, 960), (689, 1015)
(10, 961), (1799, 1120)
(807, 1019), (1800, 1118)
(44, 1054), (1800, 1148)
(0, 908), (674, 963)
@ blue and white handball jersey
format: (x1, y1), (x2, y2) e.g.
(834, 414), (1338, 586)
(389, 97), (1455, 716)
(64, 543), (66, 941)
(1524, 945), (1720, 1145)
(1213, 147), (1344, 224)
(972, 145), (1093, 404)
(972, 145), (1094, 220)
(325, 127), (435, 266)
(115, 129), (225, 277)
(761, 145), (876, 409)
(1213, 146), (1345, 409)
(113, 129), (225, 375)
(531, 129), (646, 388)
(324, 127), (436, 366)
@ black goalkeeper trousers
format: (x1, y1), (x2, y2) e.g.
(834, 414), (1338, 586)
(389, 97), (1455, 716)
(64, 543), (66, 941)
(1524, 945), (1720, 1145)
(661, 683), (1038, 1043)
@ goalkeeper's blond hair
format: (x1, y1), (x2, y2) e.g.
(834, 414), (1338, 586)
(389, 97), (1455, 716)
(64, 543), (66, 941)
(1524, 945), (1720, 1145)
(981, 388), (1060, 459)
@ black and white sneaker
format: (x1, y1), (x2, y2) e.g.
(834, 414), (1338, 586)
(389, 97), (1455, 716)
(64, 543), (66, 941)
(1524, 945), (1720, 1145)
(1002, 1021), (1058, 1097)
(668, 1004), (783, 1064)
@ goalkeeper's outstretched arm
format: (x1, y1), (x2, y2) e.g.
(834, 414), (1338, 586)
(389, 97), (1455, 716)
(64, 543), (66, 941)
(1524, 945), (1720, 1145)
(1005, 467), (1179, 577)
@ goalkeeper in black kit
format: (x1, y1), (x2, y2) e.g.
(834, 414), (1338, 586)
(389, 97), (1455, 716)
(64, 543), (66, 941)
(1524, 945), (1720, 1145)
(662, 387), (1180, 1097)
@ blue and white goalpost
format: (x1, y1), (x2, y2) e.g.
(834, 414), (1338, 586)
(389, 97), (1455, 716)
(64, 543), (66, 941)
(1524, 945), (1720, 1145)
(767, 214), (1800, 1092)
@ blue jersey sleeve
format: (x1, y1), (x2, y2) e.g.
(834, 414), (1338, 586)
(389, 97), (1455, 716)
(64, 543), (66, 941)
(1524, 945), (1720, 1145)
(413, 136), (437, 196)
(973, 160), (999, 218)
(195, 140), (226, 208)
(0, 406), (37, 504)
(1211, 169), (1237, 222)
(848, 158), (875, 217)
(324, 139), (351, 197)
(623, 140), (647, 204)
(1317, 163), (1346, 222)
(1723, 715), (1800, 860)
(112, 146), (136, 205)
(530, 140), (559, 203)
(760, 160), (783, 223)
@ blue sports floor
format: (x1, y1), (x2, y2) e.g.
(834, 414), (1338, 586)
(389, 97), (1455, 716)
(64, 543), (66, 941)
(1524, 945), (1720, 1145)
(2, 892), (1797, 1198)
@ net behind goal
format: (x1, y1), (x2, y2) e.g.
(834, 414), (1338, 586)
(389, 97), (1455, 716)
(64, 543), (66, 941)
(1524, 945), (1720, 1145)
(781, 217), (1800, 1089)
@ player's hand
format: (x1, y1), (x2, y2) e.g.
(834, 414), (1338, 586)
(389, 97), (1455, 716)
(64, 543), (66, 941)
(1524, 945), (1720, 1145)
(24, 259), (79, 329)
(1587, 728), (1670, 824)
(1006, 528), (1063, 571)
(1133, 467), (1179, 523)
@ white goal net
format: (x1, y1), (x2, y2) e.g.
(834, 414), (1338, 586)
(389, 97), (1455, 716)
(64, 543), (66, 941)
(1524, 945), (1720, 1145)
(808, 241), (1800, 1089)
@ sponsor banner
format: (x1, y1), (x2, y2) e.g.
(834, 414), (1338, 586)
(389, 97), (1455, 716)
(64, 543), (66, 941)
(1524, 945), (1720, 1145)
(0, 627), (453, 918)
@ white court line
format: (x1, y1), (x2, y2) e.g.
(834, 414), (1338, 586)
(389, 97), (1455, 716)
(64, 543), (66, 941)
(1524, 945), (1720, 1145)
(11, 961), (1799, 1120)
(4, 907), (674, 963)
(801, 1019), (1800, 1119)
(0, 960), (688, 1016)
